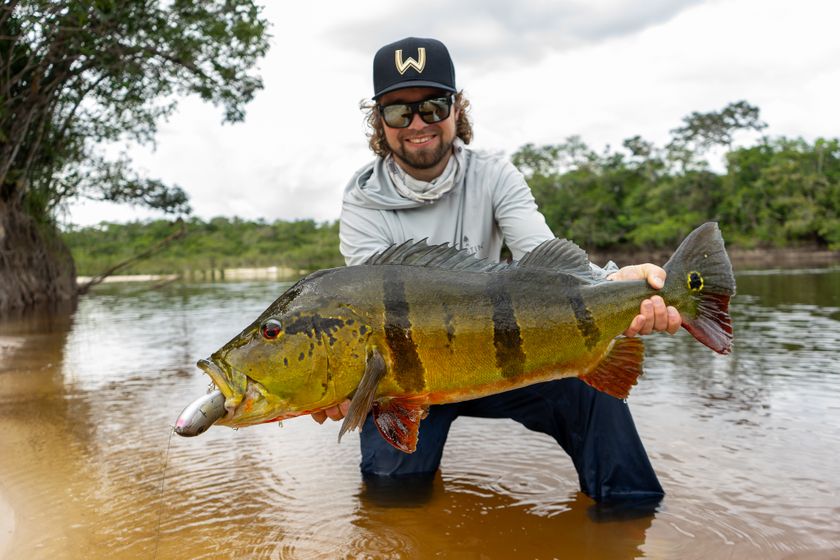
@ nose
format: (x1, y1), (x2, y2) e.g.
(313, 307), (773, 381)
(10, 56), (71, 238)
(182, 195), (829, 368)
(406, 111), (428, 130)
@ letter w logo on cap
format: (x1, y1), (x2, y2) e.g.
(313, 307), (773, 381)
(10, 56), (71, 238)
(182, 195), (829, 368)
(394, 48), (426, 74)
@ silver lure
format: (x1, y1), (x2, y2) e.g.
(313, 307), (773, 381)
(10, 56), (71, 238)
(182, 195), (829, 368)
(174, 390), (226, 437)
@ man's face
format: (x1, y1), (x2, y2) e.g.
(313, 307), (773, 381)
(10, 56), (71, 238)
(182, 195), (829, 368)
(378, 87), (459, 174)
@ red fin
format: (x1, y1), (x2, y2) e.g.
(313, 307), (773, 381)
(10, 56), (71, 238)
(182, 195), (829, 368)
(681, 292), (733, 355)
(372, 398), (429, 454)
(579, 337), (645, 399)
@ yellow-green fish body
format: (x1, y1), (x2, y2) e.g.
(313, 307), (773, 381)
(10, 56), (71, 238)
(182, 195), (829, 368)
(191, 222), (735, 452)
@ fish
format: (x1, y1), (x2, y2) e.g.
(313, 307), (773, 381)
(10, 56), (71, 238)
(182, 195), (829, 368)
(174, 222), (735, 453)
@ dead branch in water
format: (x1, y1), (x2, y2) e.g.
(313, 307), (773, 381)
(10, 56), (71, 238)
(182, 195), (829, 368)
(76, 219), (186, 295)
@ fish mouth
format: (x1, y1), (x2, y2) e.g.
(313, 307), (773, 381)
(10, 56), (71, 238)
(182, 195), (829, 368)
(197, 358), (234, 399)
(196, 357), (287, 426)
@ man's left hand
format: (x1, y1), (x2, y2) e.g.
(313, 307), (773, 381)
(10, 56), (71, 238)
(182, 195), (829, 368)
(607, 264), (682, 337)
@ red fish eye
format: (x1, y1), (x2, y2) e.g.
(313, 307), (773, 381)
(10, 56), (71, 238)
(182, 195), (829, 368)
(260, 319), (282, 340)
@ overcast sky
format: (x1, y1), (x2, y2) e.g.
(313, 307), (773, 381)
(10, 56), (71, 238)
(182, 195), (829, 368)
(64, 0), (840, 227)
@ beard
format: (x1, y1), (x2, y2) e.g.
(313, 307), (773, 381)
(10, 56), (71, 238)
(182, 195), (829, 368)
(389, 133), (453, 170)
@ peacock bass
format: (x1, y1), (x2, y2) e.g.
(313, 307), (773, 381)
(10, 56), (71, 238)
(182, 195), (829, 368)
(174, 222), (735, 453)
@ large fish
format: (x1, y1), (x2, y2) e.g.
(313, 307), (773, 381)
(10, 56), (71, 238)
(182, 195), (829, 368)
(175, 222), (735, 452)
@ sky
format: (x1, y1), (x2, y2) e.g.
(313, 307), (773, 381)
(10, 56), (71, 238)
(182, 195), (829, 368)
(64, 0), (840, 227)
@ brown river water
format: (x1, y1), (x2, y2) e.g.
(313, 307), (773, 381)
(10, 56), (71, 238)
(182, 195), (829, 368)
(1, 269), (839, 559)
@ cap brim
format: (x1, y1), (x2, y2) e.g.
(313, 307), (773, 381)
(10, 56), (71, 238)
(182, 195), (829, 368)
(373, 80), (457, 100)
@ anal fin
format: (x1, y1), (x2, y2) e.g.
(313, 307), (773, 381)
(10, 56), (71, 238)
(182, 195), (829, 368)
(579, 336), (645, 400)
(373, 397), (429, 454)
(339, 347), (386, 441)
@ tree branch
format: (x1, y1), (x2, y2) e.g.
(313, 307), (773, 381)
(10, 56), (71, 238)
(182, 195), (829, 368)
(76, 220), (187, 294)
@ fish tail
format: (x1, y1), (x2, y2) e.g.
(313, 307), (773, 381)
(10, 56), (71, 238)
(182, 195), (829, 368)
(662, 222), (736, 354)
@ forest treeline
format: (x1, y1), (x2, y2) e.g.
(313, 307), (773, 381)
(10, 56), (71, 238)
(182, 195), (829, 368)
(515, 136), (839, 251)
(64, 218), (342, 276)
(63, 102), (840, 277)
(513, 101), (839, 251)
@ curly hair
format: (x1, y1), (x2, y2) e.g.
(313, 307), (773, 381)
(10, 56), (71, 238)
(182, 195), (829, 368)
(361, 91), (473, 158)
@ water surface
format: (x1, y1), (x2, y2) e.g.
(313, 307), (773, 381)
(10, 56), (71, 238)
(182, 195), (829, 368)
(1, 269), (839, 559)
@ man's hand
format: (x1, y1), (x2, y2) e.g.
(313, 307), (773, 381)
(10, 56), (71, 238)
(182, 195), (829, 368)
(608, 264), (681, 337)
(312, 400), (350, 423)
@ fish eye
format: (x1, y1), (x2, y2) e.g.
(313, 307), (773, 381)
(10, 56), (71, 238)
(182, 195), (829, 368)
(260, 319), (283, 340)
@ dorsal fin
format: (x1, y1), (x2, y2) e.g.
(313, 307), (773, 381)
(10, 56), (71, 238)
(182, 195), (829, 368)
(517, 238), (594, 279)
(364, 240), (506, 273)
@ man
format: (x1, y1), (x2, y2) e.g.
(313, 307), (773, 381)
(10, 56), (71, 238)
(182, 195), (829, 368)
(314, 37), (680, 501)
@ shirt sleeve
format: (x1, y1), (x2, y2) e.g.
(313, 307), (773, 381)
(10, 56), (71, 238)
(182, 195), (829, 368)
(339, 202), (393, 266)
(491, 161), (555, 260)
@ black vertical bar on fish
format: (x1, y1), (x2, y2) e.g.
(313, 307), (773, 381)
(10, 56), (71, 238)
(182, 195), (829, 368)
(568, 289), (600, 350)
(382, 267), (426, 392)
(486, 274), (526, 378)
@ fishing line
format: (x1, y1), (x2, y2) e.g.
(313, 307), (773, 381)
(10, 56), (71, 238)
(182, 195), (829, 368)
(153, 426), (174, 560)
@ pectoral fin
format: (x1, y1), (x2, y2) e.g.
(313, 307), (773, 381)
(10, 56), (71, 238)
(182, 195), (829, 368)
(373, 398), (429, 454)
(579, 336), (645, 399)
(339, 347), (387, 441)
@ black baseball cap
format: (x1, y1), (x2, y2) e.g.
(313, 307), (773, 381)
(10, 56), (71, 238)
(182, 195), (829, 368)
(372, 37), (457, 100)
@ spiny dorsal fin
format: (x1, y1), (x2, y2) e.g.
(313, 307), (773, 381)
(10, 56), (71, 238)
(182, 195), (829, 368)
(517, 238), (594, 279)
(364, 240), (506, 273)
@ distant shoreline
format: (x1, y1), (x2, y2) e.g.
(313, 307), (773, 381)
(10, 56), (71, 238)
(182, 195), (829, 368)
(75, 265), (306, 284)
(74, 247), (839, 285)
(588, 246), (840, 270)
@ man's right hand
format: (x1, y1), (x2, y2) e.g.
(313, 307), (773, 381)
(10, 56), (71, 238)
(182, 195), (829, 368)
(312, 399), (350, 424)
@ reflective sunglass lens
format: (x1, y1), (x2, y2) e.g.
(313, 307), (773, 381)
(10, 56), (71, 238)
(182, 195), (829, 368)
(380, 97), (452, 128)
(382, 105), (412, 128)
(417, 99), (450, 123)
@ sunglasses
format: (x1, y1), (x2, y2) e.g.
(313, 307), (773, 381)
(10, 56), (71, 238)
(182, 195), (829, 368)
(378, 96), (454, 128)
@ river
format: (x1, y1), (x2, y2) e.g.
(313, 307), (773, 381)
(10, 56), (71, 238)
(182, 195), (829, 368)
(0, 268), (838, 559)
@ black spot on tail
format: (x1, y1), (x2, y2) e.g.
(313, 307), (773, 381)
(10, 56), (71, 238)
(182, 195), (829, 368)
(383, 269), (426, 392)
(486, 275), (525, 378)
(688, 271), (703, 291)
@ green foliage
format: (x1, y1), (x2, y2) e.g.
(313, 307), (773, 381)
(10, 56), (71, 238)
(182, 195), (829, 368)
(63, 218), (344, 276)
(667, 100), (767, 171)
(0, 0), (270, 221)
(720, 138), (840, 247)
(513, 103), (840, 251)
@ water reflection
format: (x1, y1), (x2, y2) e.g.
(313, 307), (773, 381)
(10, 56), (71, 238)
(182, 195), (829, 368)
(0, 270), (839, 559)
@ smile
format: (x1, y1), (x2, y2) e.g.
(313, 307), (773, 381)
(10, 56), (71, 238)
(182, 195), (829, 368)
(406, 134), (435, 145)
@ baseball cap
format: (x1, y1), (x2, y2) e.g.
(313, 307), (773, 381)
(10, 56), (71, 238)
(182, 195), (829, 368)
(372, 37), (456, 100)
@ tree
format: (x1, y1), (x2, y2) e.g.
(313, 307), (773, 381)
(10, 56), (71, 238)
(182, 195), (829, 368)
(0, 0), (270, 311)
(666, 100), (767, 171)
(511, 102), (840, 252)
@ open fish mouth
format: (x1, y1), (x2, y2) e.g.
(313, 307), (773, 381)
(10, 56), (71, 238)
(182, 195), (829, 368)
(194, 357), (283, 426)
(197, 358), (236, 402)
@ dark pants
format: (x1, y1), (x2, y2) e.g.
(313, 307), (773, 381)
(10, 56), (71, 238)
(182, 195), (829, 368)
(359, 378), (663, 502)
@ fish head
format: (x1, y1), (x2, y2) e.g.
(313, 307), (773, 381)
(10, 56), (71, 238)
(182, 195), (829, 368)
(199, 282), (370, 427)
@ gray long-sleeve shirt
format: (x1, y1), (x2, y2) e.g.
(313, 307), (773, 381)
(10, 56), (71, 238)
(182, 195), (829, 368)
(339, 145), (555, 266)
